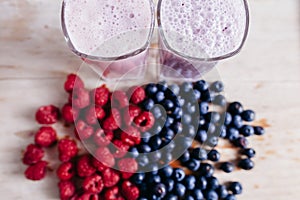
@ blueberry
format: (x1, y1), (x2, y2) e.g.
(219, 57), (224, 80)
(241, 109), (255, 122)
(153, 183), (167, 198)
(254, 126), (265, 135)
(238, 158), (254, 170)
(242, 148), (256, 158)
(219, 125), (227, 138)
(201, 90), (214, 102)
(207, 176), (219, 190)
(164, 194), (178, 200)
(198, 116), (206, 126)
(165, 116), (175, 127)
(186, 102), (197, 114)
(146, 83), (158, 95)
(164, 178), (175, 192)
(191, 147), (207, 161)
(231, 115), (243, 129)
(182, 114), (192, 124)
(183, 175), (196, 190)
(180, 82), (193, 93)
(196, 129), (208, 143)
(128, 147), (139, 158)
(206, 136), (219, 147)
(186, 125), (196, 137)
(159, 165), (173, 178)
(165, 140), (176, 152)
(147, 174), (161, 184)
(142, 99), (155, 111)
(149, 135), (162, 150)
(138, 197), (148, 200)
(194, 80), (209, 91)
(186, 158), (201, 171)
(138, 144), (152, 153)
(224, 112), (232, 125)
(213, 94), (227, 107)
(227, 102), (243, 115)
(149, 151), (162, 162)
(206, 111), (221, 123)
(225, 194), (236, 200)
(179, 150), (190, 163)
(157, 81), (168, 91)
(193, 89), (201, 100)
(199, 102), (209, 115)
(217, 185), (229, 199)
(186, 195), (195, 200)
(220, 162), (234, 173)
(131, 173), (145, 185)
(162, 152), (173, 164)
(207, 149), (220, 162)
(240, 125), (254, 137)
(233, 136), (249, 148)
(228, 182), (243, 195)
(169, 84), (180, 96)
(196, 176), (207, 190)
(161, 128), (175, 141)
(210, 81), (224, 92)
(137, 155), (149, 167)
(172, 168), (185, 182)
(171, 107), (182, 119)
(151, 123), (163, 135)
(204, 189), (218, 200)
(154, 91), (165, 103)
(174, 183), (186, 197)
(163, 99), (174, 111)
(191, 189), (203, 200)
(226, 127), (239, 141)
(199, 163), (214, 177)
(204, 123), (216, 134)
(152, 105), (164, 119)
(171, 122), (182, 134)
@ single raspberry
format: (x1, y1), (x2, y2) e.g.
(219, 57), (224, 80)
(93, 129), (113, 146)
(61, 103), (79, 123)
(134, 111), (155, 132)
(34, 126), (57, 147)
(24, 160), (48, 181)
(128, 86), (146, 105)
(121, 180), (140, 200)
(85, 105), (106, 125)
(91, 85), (110, 106)
(74, 120), (94, 140)
(94, 147), (115, 168)
(58, 180), (75, 200)
(64, 73), (84, 93)
(112, 140), (130, 158)
(76, 155), (96, 178)
(104, 186), (125, 200)
(102, 109), (121, 131)
(72, 88), (90, 109)
(58, 139), (78, 162)
(122, 105), (141, 126)
(22, 144), (44, 165)
(56, 162), (75, 181)
(35, 105), (59, 125)
(111, 90), (129, 109)
(118, 158), (138, 179)
(102, 168), (120, 188)
(120, 126), (141, 146)
(91, 157), (108, 172)
(82, 174), (104, 194)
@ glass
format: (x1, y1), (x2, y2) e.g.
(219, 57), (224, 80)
(157, 0), (250, 80)
(61, 0), (155, 81)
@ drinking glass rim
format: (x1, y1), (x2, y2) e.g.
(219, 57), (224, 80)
(157, 0), (250, 62)
(61, 0), (156, 61)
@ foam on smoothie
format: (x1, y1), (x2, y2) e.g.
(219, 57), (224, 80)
(160, 0), (247, 58)
(63, 0), (152, 58)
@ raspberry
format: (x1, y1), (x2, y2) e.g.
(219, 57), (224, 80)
(93, 129), (113, 146)
(58, 139), (78, 162)
(22, 144), (44, 165)
(35, 105), (59, 125)
(95, 147), (115, 168)
(128, 86), (146, 105)
(122, 105), (141, 126)
(118, 158), (138, 179)
(112, 140), (130, 158)
(134, 111), (155, 132)
(120, 126), (141, 146)
(34, 126), (57, 147)
(24, 160), (48, 181)
(102, 108), (121, 131)
(104, 186), (125, 200)
(85, 105), (106, 125)
(76, 155), (96, 177)
(102, 168), (120, 188)
(74, 120), (94, 140)
(62, 103), (79, 123)
(121, 180), (140, 200)
(91, 85), (110, 106)
(82, 174), (104, 194)
(91, 157), (108, 172)
(72, 193), (99, 200)
(111, 90), (129, 109)
(58, 180), (75, 200)
(56, 162), (75, 181)
(64, 73), (84, 93)
(72, 88), (90, 109)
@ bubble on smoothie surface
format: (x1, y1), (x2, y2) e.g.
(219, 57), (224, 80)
(160, 0), (247, 58)
(63, 0), (152, 57)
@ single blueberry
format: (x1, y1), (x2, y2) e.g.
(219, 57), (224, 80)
(149, 135), (162, 150)
(137, 155), (149, 167)
(207, 176), (219, 190)
(199, 116), (206, 126)
(131, 173), (145, 185)
(180, 82), (193, 93)
(240, 125), (254, 137)
(162, 152), (173, 164)
(201, 90), (214, 102)
(193, 89), (201, 100)
(128, 147), (139, 158)
(185, 102), (197, 114)
(191, 147), (207, 161)
(163, 99), (175, 111)
(238, 158), (254, 170)
(224, 112), (232, 125)
(142, 99), (155, 111)
(217, 185), (229, 199)
(151, 105), (164, 119)
(145, 83), (158, 95)
(174, 183), (186, 197)
(241, 109), (255, 122)
(154, 91), (165, 103)
(182, 114), (192, 124)
(179, 150), (190, 163)
(192, 189), (204, 200)
(227, 102), (243, 115)
(205, 189), (219, 200)
(199, 102), (209, 115)
(196, 129), (208, 143)
(199, 163), (214, 178)
(165, 140), (176, 152)
(195, 80), (209, 91)
(205, 111), (221, 123)
(171, 122), (183, 134)
(141, 131), (152, 143)
(196, 176), (207, 190)
(164, 178), (175, 192)
(231, 115), (243, 129)
(206, 136), (219, 147)
(186, 158), (201, 171)
(207, 149), (220, 162)
(165, 116), (175, 127)
(138, 144), (152, 153)
(220, 162), (234, 173)
(153, 183), (167, 198)
(172, 168), (185, 182)
(242, 148), (256, 158)
(183, 175), (196, 190)
(254, 126), (265, 135)
(225, 194), (236, 200)
(147, 174), (161, 184)
(169, 84), (180, 96)
(210, 81), (224, 93)
(149, 151), (162, 162)
(157, 81), (168, 91)
(228, 182), (243, 195)
(226, 127), (239, 141)
(219, 125), (227, 138)
(233, 136), (249, 148)
(159, 165), (173, 178)
(186, 195), (195, 200)
(161, 128), (175, 141)
(164, 194), (178, 200)
(213, 94), (227, 107)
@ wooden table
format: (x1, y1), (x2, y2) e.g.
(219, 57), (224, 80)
(0, 0), (299, 199)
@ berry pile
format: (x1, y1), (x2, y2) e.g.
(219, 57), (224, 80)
(21, 74), (265, 200)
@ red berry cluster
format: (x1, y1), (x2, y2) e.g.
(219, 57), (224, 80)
(21, 74), (153, 200)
